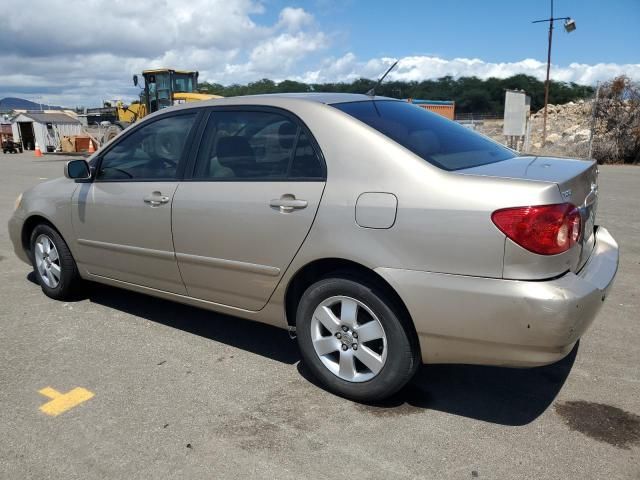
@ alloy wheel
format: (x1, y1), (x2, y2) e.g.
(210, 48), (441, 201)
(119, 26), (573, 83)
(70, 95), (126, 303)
(34, 234), (61, 288)
(310, 295), (387, 382)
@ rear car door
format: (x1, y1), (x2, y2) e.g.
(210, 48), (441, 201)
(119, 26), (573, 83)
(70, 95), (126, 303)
(71, 110), (199, 293)
(171, 107), (326, 310)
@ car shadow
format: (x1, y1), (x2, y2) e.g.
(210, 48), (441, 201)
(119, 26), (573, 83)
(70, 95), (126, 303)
(323, 344), (578, 426)
(84, 282), (301, 365)
(41, 277), (576, 426)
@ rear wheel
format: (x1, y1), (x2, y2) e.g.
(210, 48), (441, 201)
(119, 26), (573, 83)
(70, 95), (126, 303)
(30, 224), (82, 300)
(296, 276), (419, 401)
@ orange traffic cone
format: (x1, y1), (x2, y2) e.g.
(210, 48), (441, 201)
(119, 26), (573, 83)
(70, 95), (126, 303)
(34, 142), (43, 157)
(88, 138), (95, 154)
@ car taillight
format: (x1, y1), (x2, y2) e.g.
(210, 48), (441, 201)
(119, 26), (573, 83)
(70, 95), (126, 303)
(491, 203), (581, 255)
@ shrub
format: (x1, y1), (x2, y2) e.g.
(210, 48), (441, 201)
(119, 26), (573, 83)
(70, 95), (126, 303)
(592, 76), (640, 164)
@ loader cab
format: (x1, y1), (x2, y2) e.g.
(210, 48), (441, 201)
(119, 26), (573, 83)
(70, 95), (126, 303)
(139, 69), (199, 114)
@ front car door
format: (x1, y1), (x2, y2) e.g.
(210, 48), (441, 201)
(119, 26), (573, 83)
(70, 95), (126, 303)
(71, 110), (199, 293)
(171, 107), (326, 310)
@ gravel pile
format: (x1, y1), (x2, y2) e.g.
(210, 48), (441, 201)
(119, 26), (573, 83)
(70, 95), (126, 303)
(474, 99), (594, 158)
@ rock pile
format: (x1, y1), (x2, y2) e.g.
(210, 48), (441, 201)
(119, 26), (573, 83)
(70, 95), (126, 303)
(474, 99), (595, 158)
(528, 99), (594, 157)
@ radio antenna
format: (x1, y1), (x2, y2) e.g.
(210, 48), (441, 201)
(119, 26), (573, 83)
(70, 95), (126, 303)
(366, 60), (399, 97)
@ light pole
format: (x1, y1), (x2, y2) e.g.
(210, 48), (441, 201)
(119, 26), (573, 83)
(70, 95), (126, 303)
(532, 0), (576, 143)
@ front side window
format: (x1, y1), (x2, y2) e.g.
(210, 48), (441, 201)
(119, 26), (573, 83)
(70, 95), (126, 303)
(333, 100), (516, 171)
(194, 110), (324, 180)
(98, 113), (196, 180)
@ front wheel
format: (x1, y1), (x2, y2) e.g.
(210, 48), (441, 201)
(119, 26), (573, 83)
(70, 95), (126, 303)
(30, 224), (82, 300)
(296, 276), (419, 401)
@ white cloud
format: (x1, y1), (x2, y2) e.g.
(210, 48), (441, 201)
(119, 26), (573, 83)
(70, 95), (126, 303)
(0, 0), (267, 56)
(277, 7), (314, 31)
(0, 0), (327, 105)
(0, 0), (638, 107)
(297, 53), (640, 86)
(247, 32), (328, 74)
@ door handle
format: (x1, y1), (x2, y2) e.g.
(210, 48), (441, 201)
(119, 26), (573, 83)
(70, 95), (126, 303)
(143, 192), (170, 206)
(270, 195), (308, 213)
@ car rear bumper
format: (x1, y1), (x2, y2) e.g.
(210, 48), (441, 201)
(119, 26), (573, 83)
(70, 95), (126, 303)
(375, 226), (619, 367)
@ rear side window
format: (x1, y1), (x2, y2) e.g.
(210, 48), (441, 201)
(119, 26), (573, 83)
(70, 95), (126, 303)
(333, 100), (516, 171)
(290, 131), (324, 179)
(193, 110), (324, 180)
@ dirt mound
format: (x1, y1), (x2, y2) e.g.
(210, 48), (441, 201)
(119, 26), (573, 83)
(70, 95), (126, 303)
(529, 100), (593, 157)
(475, 100), (594, 158)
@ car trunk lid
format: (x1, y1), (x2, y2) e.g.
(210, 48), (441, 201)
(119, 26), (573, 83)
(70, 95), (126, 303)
(458, 156), (598, 273)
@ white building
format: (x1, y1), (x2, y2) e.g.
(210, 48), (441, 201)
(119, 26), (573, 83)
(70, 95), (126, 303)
(11, 112), (82, 152)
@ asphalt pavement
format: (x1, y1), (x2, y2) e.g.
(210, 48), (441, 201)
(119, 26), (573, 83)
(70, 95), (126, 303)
(0, 151), (638, 479)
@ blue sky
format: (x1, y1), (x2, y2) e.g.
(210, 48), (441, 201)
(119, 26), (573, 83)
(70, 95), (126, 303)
(266, 0), (640, 65)
(0, 0), (638, 106)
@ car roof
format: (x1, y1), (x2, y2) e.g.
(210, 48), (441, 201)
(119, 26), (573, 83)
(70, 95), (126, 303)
(139, 92), (402, 124)
(241, 92), (389, 104)
(188, 92), (397, 108)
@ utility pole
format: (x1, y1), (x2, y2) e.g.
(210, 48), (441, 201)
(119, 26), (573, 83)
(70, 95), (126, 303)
(532, 0), (576, 144)
(542, 3), (553, 144)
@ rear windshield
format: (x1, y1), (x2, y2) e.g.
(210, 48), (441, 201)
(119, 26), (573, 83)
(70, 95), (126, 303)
(332, 100), (516, 171)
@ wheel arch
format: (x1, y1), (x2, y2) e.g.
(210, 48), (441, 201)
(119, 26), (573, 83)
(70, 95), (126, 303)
(21, 214), (60, 257)
(284, 257), (418, 344)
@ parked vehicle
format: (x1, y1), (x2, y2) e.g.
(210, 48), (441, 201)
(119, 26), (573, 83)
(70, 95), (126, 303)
(2, 140), (23, 154)
(8, 94), (618, 401)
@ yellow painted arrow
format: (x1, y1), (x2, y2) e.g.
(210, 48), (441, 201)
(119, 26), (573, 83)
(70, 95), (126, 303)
(39, 386), (94, 416)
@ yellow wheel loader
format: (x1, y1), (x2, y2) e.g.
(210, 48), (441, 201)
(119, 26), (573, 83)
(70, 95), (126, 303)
(103, 69), (221, 142)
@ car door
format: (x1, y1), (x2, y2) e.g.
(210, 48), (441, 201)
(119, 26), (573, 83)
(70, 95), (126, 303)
(71, 110), (199, 293)
(171, 107), (326, 310)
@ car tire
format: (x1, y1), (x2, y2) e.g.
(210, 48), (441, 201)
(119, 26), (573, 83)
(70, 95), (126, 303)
(30, 224), (82, 300)
(296, 275), (419, 402)
(103, 124), (125, 143)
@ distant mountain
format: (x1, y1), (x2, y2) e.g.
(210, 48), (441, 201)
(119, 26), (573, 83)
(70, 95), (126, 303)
(0, 97), (62, 111)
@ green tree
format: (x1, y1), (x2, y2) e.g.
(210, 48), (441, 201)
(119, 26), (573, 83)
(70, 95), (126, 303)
(196, 75), (594, 114)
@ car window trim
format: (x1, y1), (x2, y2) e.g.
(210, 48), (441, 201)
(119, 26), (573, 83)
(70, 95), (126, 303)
(285, 125), (302, 178)
(183, 105), (327, 183)
(93, 109), (204, 183)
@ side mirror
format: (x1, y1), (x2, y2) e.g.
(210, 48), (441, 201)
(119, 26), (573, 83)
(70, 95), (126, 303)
(64, 160), (91, 181)
(133, 74), (138, 87)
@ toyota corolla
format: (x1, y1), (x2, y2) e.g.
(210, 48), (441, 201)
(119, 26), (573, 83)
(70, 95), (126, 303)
(9, 93), (619, 401)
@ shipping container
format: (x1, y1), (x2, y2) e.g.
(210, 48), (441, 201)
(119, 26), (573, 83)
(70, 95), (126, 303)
(407, 99), (455, 120)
